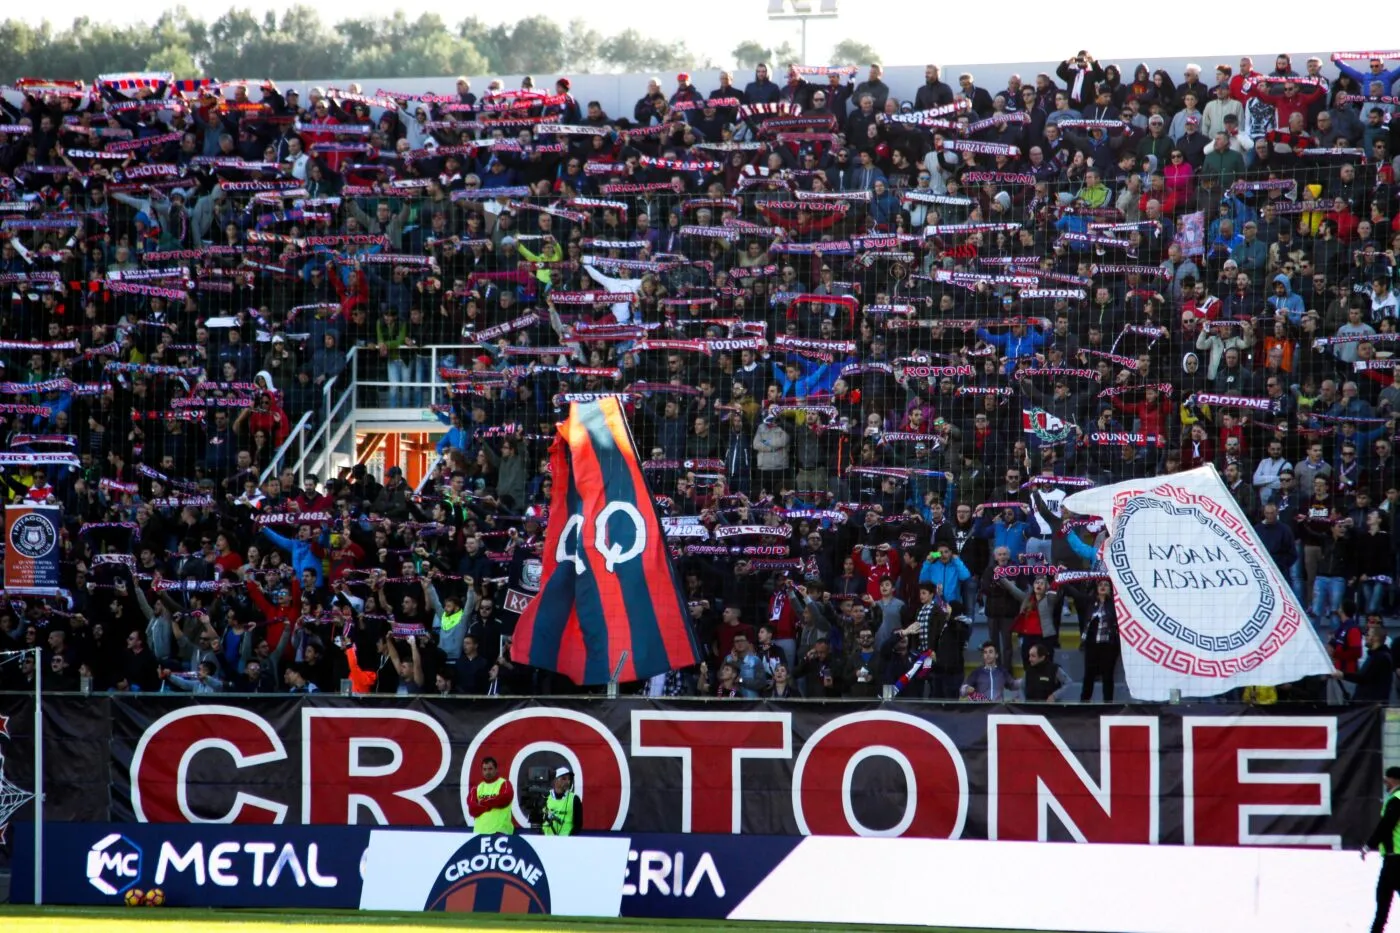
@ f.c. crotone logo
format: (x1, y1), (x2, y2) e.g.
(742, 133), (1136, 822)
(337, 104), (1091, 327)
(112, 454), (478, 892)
(424, 835), (552, 915)
(9, 513), (55, 559)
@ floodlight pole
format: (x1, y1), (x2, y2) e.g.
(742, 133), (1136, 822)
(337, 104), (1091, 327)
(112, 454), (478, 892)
(767, 10), (838, 65)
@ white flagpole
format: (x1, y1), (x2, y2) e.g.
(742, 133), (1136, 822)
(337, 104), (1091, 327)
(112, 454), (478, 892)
(33, 645), (43, 905)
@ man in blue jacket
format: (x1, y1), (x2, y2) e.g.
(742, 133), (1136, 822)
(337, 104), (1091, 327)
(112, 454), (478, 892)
(972, 503), (1031, 561)
(435, 408), (472, 455)
(1333, 54), (1400, 96)
(918, 542), (972, 617)
(744, 63), (781, 105)
(977, 319), (1046, 375)
(1267, 273), (1305, 323)
(260, 523), (325, 589)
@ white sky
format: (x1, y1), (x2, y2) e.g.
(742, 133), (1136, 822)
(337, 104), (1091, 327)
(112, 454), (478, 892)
(9, 0), (1368, 69)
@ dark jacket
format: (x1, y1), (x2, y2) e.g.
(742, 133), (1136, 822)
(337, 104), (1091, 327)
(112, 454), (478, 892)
(1253, 519), (1297, 572)
(914, 80), (955, 111)
(744, 78), (781, 105)
(1022, 659), (1070, 701)
(929, 613), (970, 675)
(794, 652), (843, 698)
(1345, 646), (1394, 703)
(371, 478), (412, 521)
(1080, 598), (1119, 646)
(454, 651), (493, 695)
(981, 563), (1022, 618)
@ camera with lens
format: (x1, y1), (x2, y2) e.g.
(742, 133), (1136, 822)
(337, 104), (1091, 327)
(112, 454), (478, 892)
(520, 765), (553, 827)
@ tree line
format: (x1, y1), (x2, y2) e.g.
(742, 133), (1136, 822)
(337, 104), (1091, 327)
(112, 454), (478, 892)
(0, 8), (886, 82)
(0, 8), (697, 81)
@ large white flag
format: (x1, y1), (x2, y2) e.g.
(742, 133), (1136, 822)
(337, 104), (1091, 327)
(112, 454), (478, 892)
(1062, 465), (1332, 700)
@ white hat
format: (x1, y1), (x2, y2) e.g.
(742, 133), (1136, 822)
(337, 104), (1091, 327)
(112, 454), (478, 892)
(554, 766), (572, 779)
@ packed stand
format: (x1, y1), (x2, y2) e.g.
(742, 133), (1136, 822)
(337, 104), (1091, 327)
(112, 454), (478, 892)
(0, 50), (1398, 702)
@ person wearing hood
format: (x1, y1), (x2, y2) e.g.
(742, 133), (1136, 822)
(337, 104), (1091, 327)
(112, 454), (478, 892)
(1148, 69), (1177, 111)
(1267, 273), (1306, 324)
(752, 414), (790, 492)
(238, 372), (291, 449)
(868, 178), (901, 228)
(744, 63), (781, 105)
(1177, 353), (1210, 428)
(1099, 63), (1127, 107)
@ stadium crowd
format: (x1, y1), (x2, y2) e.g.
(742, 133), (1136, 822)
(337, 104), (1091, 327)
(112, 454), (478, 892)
(0, 48), (1399, 702)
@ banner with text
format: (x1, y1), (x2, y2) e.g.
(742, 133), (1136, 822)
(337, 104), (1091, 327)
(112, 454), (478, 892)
(3, 503), (62, 596)
(0, 697), (1378, 849)
(1064, 466), (1334, 700)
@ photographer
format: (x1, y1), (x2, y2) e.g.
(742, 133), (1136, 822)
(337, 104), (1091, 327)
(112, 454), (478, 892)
(537, 766), (584, 837)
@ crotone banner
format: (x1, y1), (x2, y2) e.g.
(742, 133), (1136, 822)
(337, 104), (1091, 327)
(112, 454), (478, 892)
(512, 398), (701, 684)
(0, 697), (1380, 848)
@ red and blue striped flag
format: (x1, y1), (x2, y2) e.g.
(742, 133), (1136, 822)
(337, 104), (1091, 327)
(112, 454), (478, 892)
(511, 398), (702, 685)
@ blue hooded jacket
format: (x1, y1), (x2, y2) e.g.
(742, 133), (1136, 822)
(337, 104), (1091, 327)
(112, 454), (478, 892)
(918, 554), (971, 595)
(1266, 273), (1304, 324)
(973, 513), (1030, 559)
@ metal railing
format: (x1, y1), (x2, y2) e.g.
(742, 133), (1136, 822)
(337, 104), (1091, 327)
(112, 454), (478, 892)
(417, 455), (445, 494)
(256, 410), (315, 487)
(347, 343), (486, 410)
(286, 344), (485, 485)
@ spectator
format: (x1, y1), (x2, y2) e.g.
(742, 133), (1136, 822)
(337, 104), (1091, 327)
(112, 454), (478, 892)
(0, 51), (1391, 708)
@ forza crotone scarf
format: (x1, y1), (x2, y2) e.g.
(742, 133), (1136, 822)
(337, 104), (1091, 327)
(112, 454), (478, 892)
(512, 398), (702, 685)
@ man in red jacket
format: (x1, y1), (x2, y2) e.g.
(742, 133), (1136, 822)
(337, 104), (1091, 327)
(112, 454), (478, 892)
(1228, 57), (1263, 102)
(296, 475), (333, 513)
(851, 541), (899, 601)
(1244, 78), (1326, 131)
(243, 574), (302, 661)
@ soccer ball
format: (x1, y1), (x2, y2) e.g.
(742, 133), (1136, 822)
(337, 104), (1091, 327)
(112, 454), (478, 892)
(143, 888), (166, 907)
(124, 889), (145, 907)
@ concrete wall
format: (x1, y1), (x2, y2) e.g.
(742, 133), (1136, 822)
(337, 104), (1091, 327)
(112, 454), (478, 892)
(291, 51), (1339, 119)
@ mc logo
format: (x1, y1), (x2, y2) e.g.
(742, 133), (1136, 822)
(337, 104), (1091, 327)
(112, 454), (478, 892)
(87, 832), (143, 895)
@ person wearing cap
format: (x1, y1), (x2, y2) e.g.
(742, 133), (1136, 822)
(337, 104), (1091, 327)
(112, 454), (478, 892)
(1136, 112), (1172, 164)
(372, 465), (412, 521)
(1201, 82), (1242, 138)
(1177, 112), (1210, 168)
(539, 765), (583, 836)
(669, 72), (702, 109)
